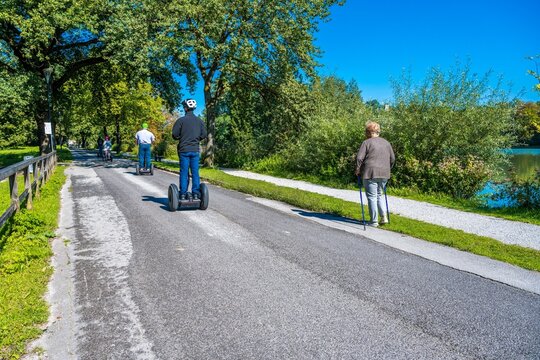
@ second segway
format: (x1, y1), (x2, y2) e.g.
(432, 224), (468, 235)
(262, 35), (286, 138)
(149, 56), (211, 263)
(136, 160), (154, 176)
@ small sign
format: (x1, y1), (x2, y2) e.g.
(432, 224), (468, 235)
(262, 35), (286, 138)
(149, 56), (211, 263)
(24, 156), (34, 173)
(44, 122), (52, 135)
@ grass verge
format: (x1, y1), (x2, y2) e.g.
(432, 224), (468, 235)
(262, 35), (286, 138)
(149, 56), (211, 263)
(154, 161), (540, 272)
(0, 147), (71, 214)
(0, 147), (40, 168)
(0, 175), (29, 213)
(0, 166), (66, 359)
(245, 167), (540, 226)
(0, 146), (73, 168)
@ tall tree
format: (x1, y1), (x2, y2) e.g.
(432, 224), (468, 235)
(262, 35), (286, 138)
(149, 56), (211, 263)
(59, 64), (167, 151)
(167, 0), (345, 166)
(0, 69), (36, 147)
(0, 0), (177, 152)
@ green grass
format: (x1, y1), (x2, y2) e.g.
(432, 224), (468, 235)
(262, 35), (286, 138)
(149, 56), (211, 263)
(56, 147), (73, 162)
(0, 175), (29, 214)
(154, 161), (540, 272)
(0, 145), (70, 215)
(0, 166), (66, 359)
(0, 146), (73, 168)
(0, 147), (40, 168)
(246, 167), (540, 226)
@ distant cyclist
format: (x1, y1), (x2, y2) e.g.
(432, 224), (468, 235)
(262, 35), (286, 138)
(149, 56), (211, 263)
(103, 136), (112, 161)
(135, 123), (155, 170)
(172, 99), (207, 200)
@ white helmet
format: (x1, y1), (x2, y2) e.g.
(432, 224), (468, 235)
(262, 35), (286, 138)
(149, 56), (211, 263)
(182, 99), (197, 110)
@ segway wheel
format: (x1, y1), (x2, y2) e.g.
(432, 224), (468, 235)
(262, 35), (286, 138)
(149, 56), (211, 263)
(168, 184), (179, 211)
(136, 164), (140, 175)
(150, 164), (154, 176)
(199, 183), (209, 210)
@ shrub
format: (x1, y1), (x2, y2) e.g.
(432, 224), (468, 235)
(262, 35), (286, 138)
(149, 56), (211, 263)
(386, 62), (515, 197)
(494, 170), (540, 209)
(436, 156), (492, 198)
(395, 155), (492, 198)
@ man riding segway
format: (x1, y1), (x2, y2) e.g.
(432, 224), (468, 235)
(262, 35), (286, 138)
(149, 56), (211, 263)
(172, 99), (207, 200)
(135, 122), (155, 175)
(167, 98), (209, 211)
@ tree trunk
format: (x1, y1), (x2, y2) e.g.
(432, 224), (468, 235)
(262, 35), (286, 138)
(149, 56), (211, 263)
(203, 87), (216, 167)
(115, 119), (121, 154)
(80, 132), (87, 148)
(36, 109), (50, 155)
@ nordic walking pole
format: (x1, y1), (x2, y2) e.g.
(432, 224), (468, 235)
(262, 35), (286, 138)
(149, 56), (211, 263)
(357, 176), (366, 231)
(384, 181), (390, 224)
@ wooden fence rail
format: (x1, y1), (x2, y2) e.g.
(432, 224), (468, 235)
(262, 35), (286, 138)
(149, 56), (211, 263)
(0, 152), (57, 228)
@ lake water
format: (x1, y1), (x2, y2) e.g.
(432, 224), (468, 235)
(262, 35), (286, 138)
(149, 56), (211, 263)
(502, 148), (540, 180)
(478, 148), (540, 207)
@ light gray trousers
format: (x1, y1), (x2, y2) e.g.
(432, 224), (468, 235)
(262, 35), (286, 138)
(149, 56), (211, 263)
(362, 178), (388, 224)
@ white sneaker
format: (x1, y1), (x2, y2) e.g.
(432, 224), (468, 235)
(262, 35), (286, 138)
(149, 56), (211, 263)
(368, 222), (379, 227)
(380, 215), (388, 224)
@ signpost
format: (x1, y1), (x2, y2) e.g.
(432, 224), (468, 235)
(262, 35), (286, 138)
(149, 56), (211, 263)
(44, 122), (55, 152)
(44, 122), (52, 135)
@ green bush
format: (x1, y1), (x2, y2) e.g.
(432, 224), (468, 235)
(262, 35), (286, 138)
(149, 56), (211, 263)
(398, 155), (492, 198)
(154, 140), (168, 156)
(386, 63), (515, 197)
(251, 77), (370, 184)
(215, 67), (516, 199)
(495, 170), (540, 209)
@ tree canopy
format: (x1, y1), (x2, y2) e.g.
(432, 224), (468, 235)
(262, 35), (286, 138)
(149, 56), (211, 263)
(0, 0), (178, 151)
(1, 0), (343, 155)
(163, 0), (345, 165)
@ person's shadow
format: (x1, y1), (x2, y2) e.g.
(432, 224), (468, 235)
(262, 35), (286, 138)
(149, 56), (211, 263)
(142, 195), (169, 211)
(291, 209), (365, 226)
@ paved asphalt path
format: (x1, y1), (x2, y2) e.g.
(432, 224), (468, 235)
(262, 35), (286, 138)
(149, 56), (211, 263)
(40, 150), (540, 359)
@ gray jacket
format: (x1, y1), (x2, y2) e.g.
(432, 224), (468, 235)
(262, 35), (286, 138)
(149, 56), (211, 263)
(355, 137), (395, 179)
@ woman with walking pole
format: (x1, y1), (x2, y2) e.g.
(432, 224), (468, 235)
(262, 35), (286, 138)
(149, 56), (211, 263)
(354, 121), (395, 227)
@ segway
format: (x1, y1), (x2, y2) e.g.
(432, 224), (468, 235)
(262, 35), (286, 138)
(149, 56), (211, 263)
(168, 183), (209, 211)
(136, 159), (154, 175)
(103, 149), (113, 162)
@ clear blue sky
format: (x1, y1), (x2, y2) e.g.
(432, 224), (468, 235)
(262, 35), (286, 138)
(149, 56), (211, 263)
(183, 0), (539, 114)
(315, 0), (540, 102)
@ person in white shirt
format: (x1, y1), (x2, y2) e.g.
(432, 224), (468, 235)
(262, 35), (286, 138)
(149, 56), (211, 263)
(103, 136), (112, 161)
(135, 123), (156, 170)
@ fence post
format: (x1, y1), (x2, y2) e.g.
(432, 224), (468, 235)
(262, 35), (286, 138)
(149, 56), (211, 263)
(42, 158), (47, 185)
(9, 173), (19, 212)
(35, 161), (41, 198)
(24, 167), (33, 210)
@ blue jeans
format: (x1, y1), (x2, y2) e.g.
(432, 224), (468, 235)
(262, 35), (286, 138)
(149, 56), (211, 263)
(139, 144), (151, 168)
(179, 152), (201, 195)
(363, 178), (388, 224)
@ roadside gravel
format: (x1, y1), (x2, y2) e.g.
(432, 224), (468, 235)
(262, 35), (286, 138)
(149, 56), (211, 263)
(222, 169), (540, 251)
